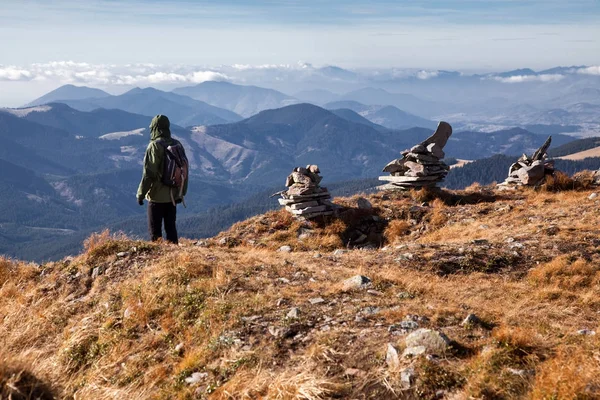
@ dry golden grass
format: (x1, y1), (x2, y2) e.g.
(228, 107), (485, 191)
(2, 183), (600, 399)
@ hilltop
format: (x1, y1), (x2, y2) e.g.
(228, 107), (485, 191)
(2, 179), (600, 399)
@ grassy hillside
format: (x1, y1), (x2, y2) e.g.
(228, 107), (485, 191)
(2, 180), (600, 399)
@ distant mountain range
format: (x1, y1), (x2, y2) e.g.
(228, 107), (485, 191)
(26, 86), (243, 127)
(173, 81), (299, 117)
(325, 100), (437, 130)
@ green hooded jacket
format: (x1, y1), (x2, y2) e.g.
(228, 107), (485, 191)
(137, 115), (188, 203)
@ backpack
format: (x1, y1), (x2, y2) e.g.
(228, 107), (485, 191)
(157, 139), (189, 206)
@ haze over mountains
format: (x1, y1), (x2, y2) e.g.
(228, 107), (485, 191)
(1, 64), (600, 261)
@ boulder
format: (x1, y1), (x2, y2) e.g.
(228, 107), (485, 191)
(342, 275), (372, 291)
(405, 329), (451, 355)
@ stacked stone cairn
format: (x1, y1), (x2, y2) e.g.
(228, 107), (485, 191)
(278, 165), (336, 219)
(498, 136), (554, 188)
(379, 121), (452, 190)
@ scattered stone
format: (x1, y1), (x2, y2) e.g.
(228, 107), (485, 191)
(498, 136), (555, 188)
(320, 325), (331, 332)
(185, 372), (208, 385)
(278, 245), (292, 252)
(123, 307), (133, 319)
(461, 313), (481, 326)
(277, 277), (291, 284)
(361, 306), (380, 316)
(471, 239), (489, 245)
(400, 367), (416, 389)
(577, 329), (596, 336)
(397, 291), (415, 299)
(386, 343), (400, 369)
(333, 249), (347, 256)
(194, 240), (208, 247)
(342, 275), (372, 291)
(380, 121), (452, 190)
(589, 193), (598, 200)
(116, 251), (129, 258)
(405, 329), (451, 355)
(91, 266), (103, 279)
(357, 197), (372, 209)
(241, 315), (261, 323)
(313, 253), (322, 258)
(287, 307), (300, 319)
(309, 297), (325, 305)
(175, 343), (184, 354)
(367, 289), (383, 296)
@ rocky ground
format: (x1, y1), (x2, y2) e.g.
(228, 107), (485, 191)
(1, 185), (600, 399)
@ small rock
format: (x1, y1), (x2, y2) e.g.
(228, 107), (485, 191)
(509, 242), (524, 249)
(175, 343), (184, 354)
(577, 329), (596, 335)
(397, 291), (415, 299)
(506, 368), (528, 377)
(116, 251), (129, 258)
(278, 245), (292, 252)
(277, 277), (291, 284)
(357, 197), (372, 209)
(506, 237), (515, 243)
(185, 372), (208, 385)
(123, 307), (133, 318)
(400, 367), (415, 389)
(195, 240), (208, 247)
(589, 193), (598, 200)
(342, 275), (372, 291)
(91, 266), (103, 279)
(367, 289), (383, 296)
(461, 313), (481, 326)
(313, 253), (322, 258)
(479, 224), (489, 229)
(472, 239), (488, 245)
(287, 307), (300, 319)
(333, 249), (347, 256)
(361, 306), (380, 316)
(309, 297), (325, 305)
(320, 325), (331, 332)
(405, 329), (451, 355)
(386, 343), (400, 369)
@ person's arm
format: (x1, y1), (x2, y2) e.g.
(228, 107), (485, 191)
(137, 142), (161, 201)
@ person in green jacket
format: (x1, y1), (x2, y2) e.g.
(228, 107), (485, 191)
(137, 115), (188, 244)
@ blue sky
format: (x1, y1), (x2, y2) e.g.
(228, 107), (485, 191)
(1, 0), (599, 67)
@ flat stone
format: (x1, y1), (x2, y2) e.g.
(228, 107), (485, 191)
(577, 329), (596, 335)
(333, 249), (347, 256)
(589, 193), (598, 200)
(405, 329), (451, 355)
(309, 297), (325, 305)
(278, 245), (292, 252)
(116, 251), (129, 258)
(342, 275), (372, 291)
(289, 200), (319, 210)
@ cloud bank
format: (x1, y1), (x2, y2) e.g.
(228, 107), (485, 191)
(0, 62), (229, 85)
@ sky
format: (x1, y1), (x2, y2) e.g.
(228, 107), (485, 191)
(1, 0), (599, 106)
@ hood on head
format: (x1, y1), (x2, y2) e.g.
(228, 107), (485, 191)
(150, 115), (171, 140)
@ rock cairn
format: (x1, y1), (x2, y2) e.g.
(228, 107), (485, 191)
(498, 136), (554, 188)
(278, 165), (336, 219)
(378, 121), (453, 190)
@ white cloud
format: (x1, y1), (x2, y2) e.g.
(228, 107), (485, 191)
(416, 70), (439, 80)
(0, 62), (229, 86)
(0, 66), (33, 81)
(493, 74), (565, 83)
(577, 66), (600, 76)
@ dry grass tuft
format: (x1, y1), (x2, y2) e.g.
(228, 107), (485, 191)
(528, 255), (599, 290)
(383, 220), (411, 243)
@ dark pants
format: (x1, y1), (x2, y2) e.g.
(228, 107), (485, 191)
(148, 201), (178, 244)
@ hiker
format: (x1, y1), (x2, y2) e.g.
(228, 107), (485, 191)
(137, 115), (189, 244)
